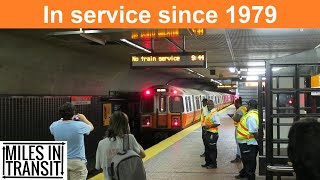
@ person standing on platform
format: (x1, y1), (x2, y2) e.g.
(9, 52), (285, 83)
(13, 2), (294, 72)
(288, 118), (320, 180)
(95, 111), (146, 180)
(230, 97), (247, 163)
(50, 102), (94, 180)
(200, 98), (209, 157)
(201, 100), (220, 169)
(235, 99), (259, 180)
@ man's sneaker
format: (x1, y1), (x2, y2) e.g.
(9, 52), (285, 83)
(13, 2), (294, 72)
(201, 164), (208, 168)
(200, 153), (205, 157)
(206, 165), (217, 169)
(235, 175), (246, 179)
(230, 156), (241, 163)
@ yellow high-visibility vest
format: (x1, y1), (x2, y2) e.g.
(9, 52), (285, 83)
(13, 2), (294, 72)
(233, 106), (247, 126)
(236, 109), (259, 141)
(203, 109), (218, 133)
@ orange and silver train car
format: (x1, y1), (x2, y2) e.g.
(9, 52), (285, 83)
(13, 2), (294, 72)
(140, 85), (233, 132)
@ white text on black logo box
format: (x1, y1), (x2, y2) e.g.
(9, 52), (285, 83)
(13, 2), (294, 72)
(0, 141), (67, 180)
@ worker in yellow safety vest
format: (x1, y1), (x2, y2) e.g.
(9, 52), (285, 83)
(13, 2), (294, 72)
(201, 100), (220, 169)
(230, 97), (247, 163)
(200, 98), (209, 157)
(235, 99), (259, 180)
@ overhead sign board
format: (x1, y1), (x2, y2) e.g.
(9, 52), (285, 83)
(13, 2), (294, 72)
(131, 52), (207, 68)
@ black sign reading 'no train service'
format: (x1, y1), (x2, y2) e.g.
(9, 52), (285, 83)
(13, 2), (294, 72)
(131, 52), (207, 68)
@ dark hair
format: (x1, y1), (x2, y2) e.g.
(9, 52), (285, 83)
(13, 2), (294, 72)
(234, 98), (242, 105)
(288, 118), (320, 180)
(59, 102), (75, 120)
(106, 111), (130, 140)
(202, 99), (208, 103)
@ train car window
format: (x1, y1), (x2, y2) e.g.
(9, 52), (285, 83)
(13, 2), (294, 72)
(159, 96), (167, 112)
(188, 96), (193, 111)
(185, 96), (189, 112)
(195, 96), (200, 110)
(169, 96), (184, 113)
(141, 95), (154, 113)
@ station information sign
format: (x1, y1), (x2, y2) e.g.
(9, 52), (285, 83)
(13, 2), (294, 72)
(131, 52), (207, 68)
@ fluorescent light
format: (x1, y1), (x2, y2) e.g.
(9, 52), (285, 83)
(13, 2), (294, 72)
(272, 67), (282, 71)
(248, 68), (265, 72)
(247, 71), (265, 75)
(229, 67), (236, 73)
(315, 43), (320, 49)
(120, 39), (151, 53)
(247, 62), (265, 66)
(186, 68), (194, 72)
(246, 76), (259, 81)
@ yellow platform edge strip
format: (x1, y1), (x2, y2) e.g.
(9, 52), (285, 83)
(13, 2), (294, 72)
(90, 104), (233, 180)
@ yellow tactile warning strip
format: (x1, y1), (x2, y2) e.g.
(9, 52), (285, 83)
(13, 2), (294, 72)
(89, 105), (233, 180)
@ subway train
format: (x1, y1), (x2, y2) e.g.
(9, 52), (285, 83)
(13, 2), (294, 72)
(139, 85), (233, 132)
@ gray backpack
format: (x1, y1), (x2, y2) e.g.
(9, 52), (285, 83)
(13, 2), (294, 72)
(109, 134), (147, 180)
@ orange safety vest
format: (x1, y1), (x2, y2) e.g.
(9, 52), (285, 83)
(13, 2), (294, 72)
(236, 109), (259, 141)
(203, 109), (218, 133)
(233, 106), (247, 126)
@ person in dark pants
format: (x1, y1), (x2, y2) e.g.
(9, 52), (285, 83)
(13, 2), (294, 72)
(288, 118), (320, 180)
(230, 97), (247, 163)
(200, 98), (209, 157)
(235, 100), (259, 180)
(201, 100), (220, 169)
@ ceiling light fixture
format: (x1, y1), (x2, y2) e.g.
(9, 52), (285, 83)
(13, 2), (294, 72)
(229, 67), (236, 73)
(120, 39), (151, 53)
(246, 76), (259, 81)
(247, 62), (265, 66)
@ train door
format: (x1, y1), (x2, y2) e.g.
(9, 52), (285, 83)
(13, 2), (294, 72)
(155, 94), (168, 128)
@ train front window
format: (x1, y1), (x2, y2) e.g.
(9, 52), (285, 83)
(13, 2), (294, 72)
(170, 96), (184, 113)
(141, 96), (154, 113)
(159, 96), (167, 112)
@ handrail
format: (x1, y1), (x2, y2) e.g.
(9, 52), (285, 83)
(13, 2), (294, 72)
(267, 165), (294, 173)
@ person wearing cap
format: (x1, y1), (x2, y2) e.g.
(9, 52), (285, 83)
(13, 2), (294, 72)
(201, 100), (220, 169)
(235, 99), (259, 180)
(200, 98), (209, 157)
(230, 97), (247, 163)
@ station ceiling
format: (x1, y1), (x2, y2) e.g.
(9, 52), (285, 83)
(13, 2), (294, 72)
(47, 28), (320, 84)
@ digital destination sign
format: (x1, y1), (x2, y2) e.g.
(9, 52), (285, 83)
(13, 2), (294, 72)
(131, 52), (207, 68)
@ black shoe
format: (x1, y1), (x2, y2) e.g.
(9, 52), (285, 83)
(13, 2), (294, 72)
(235, 175), (246, 179)
(200, 153), (205, 157)
(201, 164), (208, 168)
(206, 165), (217, 169)
(230, 157), (241, 163)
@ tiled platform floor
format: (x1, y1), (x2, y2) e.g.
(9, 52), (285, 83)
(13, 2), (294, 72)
(144, 106), (295, 180)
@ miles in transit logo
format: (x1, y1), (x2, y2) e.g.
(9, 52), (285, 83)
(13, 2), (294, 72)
(0, 141), (67, 180)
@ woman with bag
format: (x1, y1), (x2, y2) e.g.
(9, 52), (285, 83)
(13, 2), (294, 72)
(95, 111), (146, 180)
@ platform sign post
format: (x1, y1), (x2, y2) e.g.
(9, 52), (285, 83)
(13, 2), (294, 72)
(131, 52), (207, 68)
(311, 74), (320, 96)
(103, 103), (112, 126)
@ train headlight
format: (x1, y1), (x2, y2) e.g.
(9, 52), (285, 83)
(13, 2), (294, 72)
(142, 115), (152, 127)
(171, 116), (180, 127)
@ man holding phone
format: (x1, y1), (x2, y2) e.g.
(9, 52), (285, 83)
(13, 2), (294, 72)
(50, 102), (94, 180)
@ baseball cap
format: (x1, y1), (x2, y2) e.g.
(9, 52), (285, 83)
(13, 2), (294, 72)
(247, 99), (258, 108)
(202, 98), (208, 102)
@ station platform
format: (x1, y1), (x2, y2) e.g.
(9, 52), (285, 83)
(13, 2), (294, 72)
(90, 105), (294, 180)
